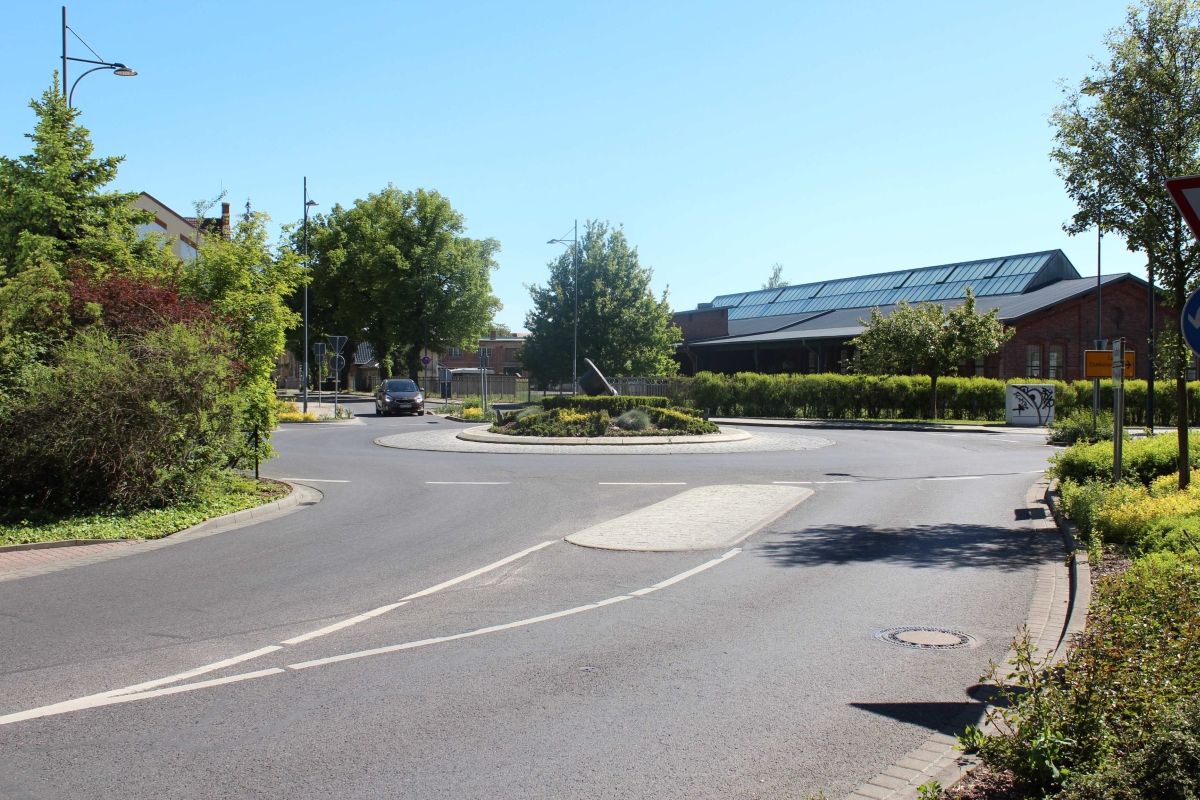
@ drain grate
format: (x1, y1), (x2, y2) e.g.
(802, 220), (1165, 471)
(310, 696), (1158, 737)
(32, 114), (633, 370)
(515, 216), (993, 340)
(875, 626), (977, 650)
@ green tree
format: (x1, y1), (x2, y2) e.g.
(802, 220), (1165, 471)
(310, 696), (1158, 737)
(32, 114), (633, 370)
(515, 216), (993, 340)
(1051, 0), (1200, 487)
(0, 82), (169, 280)
(522, 220), (680, 384)
(303, 186), (501, 379)
(184, 210), (302, 437)
(850, 290), (1012, 419)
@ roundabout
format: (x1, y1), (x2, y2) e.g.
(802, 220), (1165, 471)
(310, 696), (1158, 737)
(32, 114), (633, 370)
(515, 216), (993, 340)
(374, 423), (835, 454)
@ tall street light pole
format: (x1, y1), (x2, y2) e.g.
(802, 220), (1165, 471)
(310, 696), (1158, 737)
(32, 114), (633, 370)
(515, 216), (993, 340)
(547, 220), (579, 395)
(302, 178), (317, 413)
(61, 6), (137, 108)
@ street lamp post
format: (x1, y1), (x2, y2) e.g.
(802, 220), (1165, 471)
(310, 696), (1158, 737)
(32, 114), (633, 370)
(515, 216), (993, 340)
(61, 6), (136, 108)
(302, 178), (317, 413)
(547, 220), (579, 395)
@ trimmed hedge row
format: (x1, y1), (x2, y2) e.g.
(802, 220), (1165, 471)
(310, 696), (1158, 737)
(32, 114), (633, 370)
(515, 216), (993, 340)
(685, 371), (1200, 424)
(541, 395), (673, 413)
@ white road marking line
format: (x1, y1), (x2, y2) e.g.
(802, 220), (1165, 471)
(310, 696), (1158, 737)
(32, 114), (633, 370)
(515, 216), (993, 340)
(643, 548), (740, 593)
(926, 475), (985, 481)
(597, 482), (687, 485)
(0, 542), (558, 727)
(104, 646), (284, 697)
(400, 540), (557, 601)
(280, 602), (409, 645)
(1, 545), (738, 726)
(425, 481), (511, 485)
(0, 669), (284, 726)
(285, 478), (350, 483)
(290, 552), (739, 670)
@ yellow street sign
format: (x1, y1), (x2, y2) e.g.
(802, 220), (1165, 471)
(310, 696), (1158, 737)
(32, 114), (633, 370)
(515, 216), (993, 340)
(1084, 349), (1135, 378)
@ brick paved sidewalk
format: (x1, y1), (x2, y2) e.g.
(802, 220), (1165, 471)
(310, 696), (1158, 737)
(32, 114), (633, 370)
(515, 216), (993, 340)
(0, 540), (147, 582)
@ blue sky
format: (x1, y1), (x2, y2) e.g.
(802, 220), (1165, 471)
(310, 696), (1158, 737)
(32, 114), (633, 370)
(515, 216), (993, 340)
(3, 1), (1145, 333)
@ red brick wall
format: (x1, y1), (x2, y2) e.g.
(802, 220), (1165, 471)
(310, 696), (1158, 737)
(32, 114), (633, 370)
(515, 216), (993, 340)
(673, 308), (729, 341)
(440, 339), (526, 375)
(1000, 279), (1171, 382)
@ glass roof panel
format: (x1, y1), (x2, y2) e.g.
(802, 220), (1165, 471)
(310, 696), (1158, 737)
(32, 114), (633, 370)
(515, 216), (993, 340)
(712, 293), (747, 308)
(907, 266), (954, 286)
(775, 282), (822, 302)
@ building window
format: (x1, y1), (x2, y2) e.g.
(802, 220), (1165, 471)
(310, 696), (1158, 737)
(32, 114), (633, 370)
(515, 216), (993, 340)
(1047, 345), (1065, 379)
(448, 347), (462, 357)
(974, 359), (985, 377)
(1026, 345), (1042, 378)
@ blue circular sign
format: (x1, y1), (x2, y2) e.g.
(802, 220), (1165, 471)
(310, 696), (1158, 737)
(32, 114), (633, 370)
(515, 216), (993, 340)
(1183, 288), (1200, 356)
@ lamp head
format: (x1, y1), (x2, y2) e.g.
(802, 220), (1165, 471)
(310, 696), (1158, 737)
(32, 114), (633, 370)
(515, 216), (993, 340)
(112, 64), (137, 77)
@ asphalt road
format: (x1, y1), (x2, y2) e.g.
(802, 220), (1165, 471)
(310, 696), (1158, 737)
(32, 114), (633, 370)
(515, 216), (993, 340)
(0, 401), (1057, 799)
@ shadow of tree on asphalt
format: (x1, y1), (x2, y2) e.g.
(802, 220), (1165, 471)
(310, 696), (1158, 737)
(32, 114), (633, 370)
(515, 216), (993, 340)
(848, 701), (986, 737)
(753, 522), (1046, 571)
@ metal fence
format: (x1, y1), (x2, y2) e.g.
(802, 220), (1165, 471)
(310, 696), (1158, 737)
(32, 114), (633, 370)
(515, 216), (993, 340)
(610, 377), (674, 397)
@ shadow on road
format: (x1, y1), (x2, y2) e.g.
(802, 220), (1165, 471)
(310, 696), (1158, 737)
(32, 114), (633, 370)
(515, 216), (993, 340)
(753, 523), (1043, 571)
(848, 701), (985, 736)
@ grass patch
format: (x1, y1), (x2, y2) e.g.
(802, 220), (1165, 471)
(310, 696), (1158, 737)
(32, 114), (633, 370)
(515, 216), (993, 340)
(0, 472), (289, 547)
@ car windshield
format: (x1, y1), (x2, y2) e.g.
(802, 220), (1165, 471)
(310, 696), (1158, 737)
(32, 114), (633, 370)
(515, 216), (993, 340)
(384, 379), (418, 392)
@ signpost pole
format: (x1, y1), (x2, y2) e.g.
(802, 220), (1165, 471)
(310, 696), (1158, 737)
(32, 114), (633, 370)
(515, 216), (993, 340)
(1113, 338), (1124, 482)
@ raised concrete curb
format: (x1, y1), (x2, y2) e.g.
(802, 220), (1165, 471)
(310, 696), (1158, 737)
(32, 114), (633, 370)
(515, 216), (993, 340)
(566, 484), (812, 551)
(845, 477), (1087, 800)
(0, 482), (322, 582)
(457, 424), (752, 446)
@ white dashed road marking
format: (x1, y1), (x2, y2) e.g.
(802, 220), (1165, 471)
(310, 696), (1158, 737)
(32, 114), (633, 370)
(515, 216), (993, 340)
(598, 482), (687, 486)
(425, 481), (511, 485)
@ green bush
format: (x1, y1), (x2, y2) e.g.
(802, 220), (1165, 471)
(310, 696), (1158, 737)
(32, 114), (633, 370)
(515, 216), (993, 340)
(1049, 409), (1115, 446)
(680, 371), (1200, 424)
(1050, 432), (1200, 486)
(614, 408), (651, 431)
(505, 407), (611, 437)
(541, 395), (671, 413)
(0, 323), (245, 512)
(645, 406), (719, 434)
(977, 552), (1200, 795)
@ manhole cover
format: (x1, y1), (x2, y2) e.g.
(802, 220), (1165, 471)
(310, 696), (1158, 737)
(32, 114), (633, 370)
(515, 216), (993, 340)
(875, 626), (977, 650)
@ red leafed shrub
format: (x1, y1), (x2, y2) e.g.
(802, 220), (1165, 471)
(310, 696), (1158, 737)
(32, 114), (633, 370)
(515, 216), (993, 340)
(68, 268), (212, 334)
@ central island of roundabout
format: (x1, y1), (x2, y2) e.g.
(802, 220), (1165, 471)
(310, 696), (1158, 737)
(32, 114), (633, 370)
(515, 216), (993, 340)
(375, 418), (834, 455)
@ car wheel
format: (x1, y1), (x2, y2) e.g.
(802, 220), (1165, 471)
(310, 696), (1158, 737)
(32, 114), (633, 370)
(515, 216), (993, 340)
(418, 409), (425, 416)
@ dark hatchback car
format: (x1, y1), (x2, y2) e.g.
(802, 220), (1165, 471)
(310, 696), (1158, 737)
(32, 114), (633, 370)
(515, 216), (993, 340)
(375, 378), (425, 416)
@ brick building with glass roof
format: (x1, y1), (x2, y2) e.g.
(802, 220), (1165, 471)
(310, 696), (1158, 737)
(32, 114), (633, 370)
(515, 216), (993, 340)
(674, 249), (1172, 382)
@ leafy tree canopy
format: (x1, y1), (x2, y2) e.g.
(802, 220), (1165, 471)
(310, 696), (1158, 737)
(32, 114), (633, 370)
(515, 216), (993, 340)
(0, 82), (170, 280)
(1051, 0), (1200, 485)
(302, 186), (501, 379)
(521, 220), (680, 384)
(185, 210), (302, 433)
(850, 290), (1011, 418)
